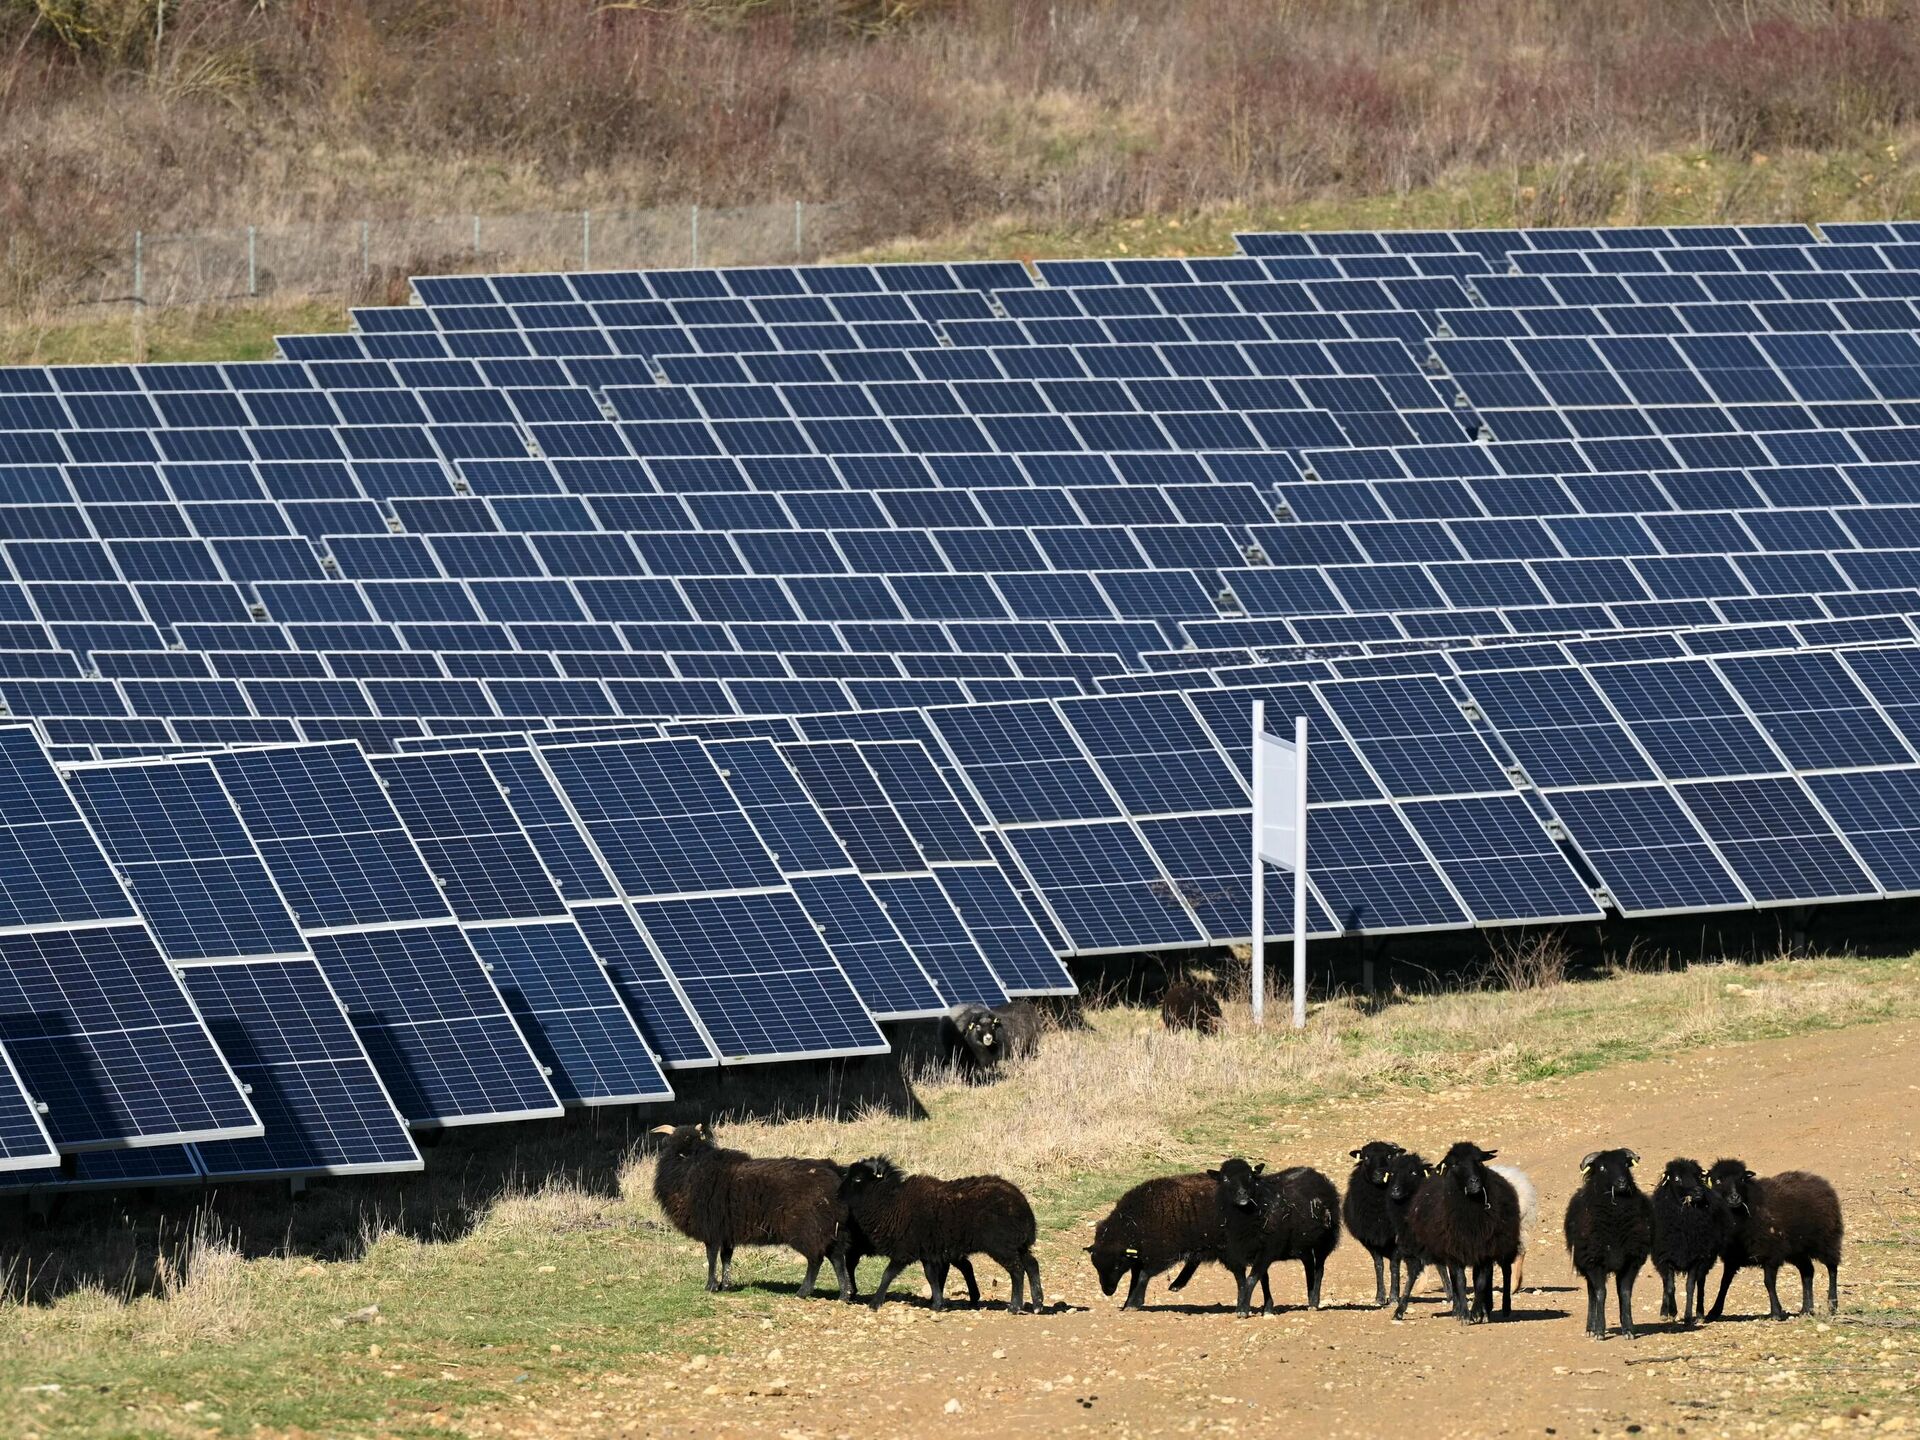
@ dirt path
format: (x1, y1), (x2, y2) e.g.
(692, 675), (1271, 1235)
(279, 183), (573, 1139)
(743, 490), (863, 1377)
(461, 1020), (1920, 1439)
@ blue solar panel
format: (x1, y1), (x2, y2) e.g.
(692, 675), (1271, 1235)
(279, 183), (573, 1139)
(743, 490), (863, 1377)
(182, 959), (422, 1178)
(66, 760), (305, 961)
(208, 742), (561, 1126)
(1676, 777), (1878, 903)
(0, 1042), (58, 1173)
(1457, 665), (1660, 787)
(1584, 660), (1787, 780)
(1803, 768), (1920, 895)
(1302, 803), (1470, 933)
(1399, 794), (1603, 924)
(704, 739), (946, 1018)
(0, 728), (260, 1153)
(1317, 675), (1516, 797)
(536, 736), (886, 1060)
(1543, 784), (1750, 915)
(1001, 821), (1206, 952)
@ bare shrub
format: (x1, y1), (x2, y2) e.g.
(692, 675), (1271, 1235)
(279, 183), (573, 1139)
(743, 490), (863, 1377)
(1481, 930), (1573, 993)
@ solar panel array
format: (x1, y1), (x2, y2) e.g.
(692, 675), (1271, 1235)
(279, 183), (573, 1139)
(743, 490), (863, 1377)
(10, 217), (1920, 1186)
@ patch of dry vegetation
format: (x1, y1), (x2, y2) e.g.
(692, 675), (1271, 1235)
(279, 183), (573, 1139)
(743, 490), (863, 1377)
(4, 1), (1920, 314)
(620, 952), (1920, 1216)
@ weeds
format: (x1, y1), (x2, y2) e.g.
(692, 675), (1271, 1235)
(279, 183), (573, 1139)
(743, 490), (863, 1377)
(5, 1), (1920, 315)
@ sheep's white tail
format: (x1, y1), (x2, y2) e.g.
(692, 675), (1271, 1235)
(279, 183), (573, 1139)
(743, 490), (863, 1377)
(1490, 1164), (1538, 1289)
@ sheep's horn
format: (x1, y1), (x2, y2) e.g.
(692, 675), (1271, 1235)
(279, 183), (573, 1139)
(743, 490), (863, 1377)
(649, 1124), (676, 1135)
(1579, 1151), (1601, 1172)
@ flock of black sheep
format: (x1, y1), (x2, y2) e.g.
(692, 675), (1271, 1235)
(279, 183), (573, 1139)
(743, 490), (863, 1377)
(647, 1124), (1843, 1338)
(646, 993), (1840, 1338)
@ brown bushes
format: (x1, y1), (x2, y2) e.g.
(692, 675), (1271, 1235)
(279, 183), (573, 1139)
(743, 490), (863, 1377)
(4, 0), (1918, 312)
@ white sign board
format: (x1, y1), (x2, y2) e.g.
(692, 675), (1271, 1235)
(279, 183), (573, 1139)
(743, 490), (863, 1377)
(1256, 729), (1300, 869)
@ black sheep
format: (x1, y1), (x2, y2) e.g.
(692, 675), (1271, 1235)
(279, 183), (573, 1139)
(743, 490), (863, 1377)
(1383, 1149), (1435, 1314)
(1207, 1158), (1342, 1317)
(1160, 980), (1222, 1034)
(1342, 1139), (1406, 1308)
(1402, 1141), (1520, 1324)
(942, 1000), (1043, 1078)
(1564, 1148), (1654, 1340)
(649, 1122), (855, 1299)
(838, 1156), (1043, 1313)
(1652, 1157), (1733, 1328)
(1705, 1160), (1843, 1321)
(1087, 1173), (1225, 1309)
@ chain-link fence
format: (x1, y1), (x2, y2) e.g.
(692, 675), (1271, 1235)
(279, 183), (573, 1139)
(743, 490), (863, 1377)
(27, 202), (860, 314)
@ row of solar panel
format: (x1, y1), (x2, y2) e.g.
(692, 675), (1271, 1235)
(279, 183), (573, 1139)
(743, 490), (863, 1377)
(0, 718), (1079, 1189)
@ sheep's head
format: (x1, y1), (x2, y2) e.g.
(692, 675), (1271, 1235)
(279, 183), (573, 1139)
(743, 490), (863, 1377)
(963, 1011), (1006, 1053)
(1657, 1157), (1709, 1208)
(1349, 1139), (1403, 1187)
(839, 1155), (901, 1202)
(1206, 1157), (1268, 1215)
(648, 1122), (715, 1156)
(1578, 1148), (1642, 1201)
(1085, 1238), (1132, 1297)
(1385, 1150), (1430, 1204)
(1706, 1158), (1757, 1212)
(1435, 1142), (1498, 1206)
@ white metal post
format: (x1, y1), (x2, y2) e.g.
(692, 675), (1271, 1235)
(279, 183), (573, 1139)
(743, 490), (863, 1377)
(690, 205), (700, 267)
(1292, 714), (1309, 1030)
(247, 225), (257, 297)
(1250, 699), (1266, 1027)
(582, 210), (591, 270)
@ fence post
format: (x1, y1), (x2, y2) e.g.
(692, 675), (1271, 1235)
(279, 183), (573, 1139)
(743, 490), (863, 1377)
(361, 221), (370, 285)
(582, 210), (591, 271)
(690, 204), (700, 267)
(133, 230), (143, 310)
(794, 199), (803, 259)
(472, 215), (481, 258)
(247, 225), (257, 297)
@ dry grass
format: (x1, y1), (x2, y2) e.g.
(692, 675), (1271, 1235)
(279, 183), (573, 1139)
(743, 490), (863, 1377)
(619, 953), (1918, 1217)
(5, 1), (1920, 313)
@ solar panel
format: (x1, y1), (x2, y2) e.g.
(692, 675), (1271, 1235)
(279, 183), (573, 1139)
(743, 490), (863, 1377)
(370, 749), (672, 1105)
(0, 727), (260, 1153)
(64, 756), (419, 1176)
(1675, 776), (1879, 903)
(0, 1042), (58, 1173)
(207, 742), (562, 1126)
(534, 736), (886, 1061)
(702, 737), (947, 1018)
(777, 739), (1018, 1002)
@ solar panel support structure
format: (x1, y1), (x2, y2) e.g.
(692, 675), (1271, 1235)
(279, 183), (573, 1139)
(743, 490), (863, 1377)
(1251, 703), (1309, 1030)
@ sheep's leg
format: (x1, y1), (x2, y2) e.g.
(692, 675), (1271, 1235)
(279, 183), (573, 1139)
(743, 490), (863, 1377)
(1794, 1259), (1816, 1316)
(925, 1260), (949, 1312)
(1303, 1254), (1323, 1310)
(1513, 1250), (1525, 1293)
(1369, 1251), (1387, 1308)
(719, 1246), (736, 1290)
(1387, 1255), (1403, 1309)
(1826, 1262), (1839, 1315)
(955, 1258), (981, 1307)
(798, 1256), (822, 1299)
(704, 1243), (722, 1293)
(1025, 1256), (1044, 1313)
(1124, 1267), (1148, 1310)
(1228, 1263), (1253, 1318)
(1616, 1266), (1638, 1340)
(867, 1258), (911, 1311)
(1259, 1266), (1276, 1313)
(1763, 1264), (1790, 1321)
(1658, 1265), (1677, 1320)
(1472, 1261), (1494, 1324)
(1583, 1270), (1607, 1339)
(1167, 1256), (1203, 1291)
(830, 1250), (857, 1303)
(1004, 1255), (1025, 1315)
(1499, 1260), (1511, 1317)
(1707, 1259), (1738, 1320)
(1449, 1264), (1469, 1321)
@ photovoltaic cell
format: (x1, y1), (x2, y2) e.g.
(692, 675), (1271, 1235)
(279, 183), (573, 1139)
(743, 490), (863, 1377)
(1399, 793), (1603, 924)
(0, 1042), (59, 1173)
(1541, 785), (1750, 915)
(0, 727), (259, 1153)
(1676, 777), (1879, 903)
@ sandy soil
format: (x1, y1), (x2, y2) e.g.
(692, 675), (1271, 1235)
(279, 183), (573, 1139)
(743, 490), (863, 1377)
(459, 1019), (1920, 1440)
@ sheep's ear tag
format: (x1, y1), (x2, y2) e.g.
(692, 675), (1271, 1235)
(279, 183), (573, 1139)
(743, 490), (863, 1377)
(1349, 1149), (1362, 1158)
(1124, 1247), (1140, 1259)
